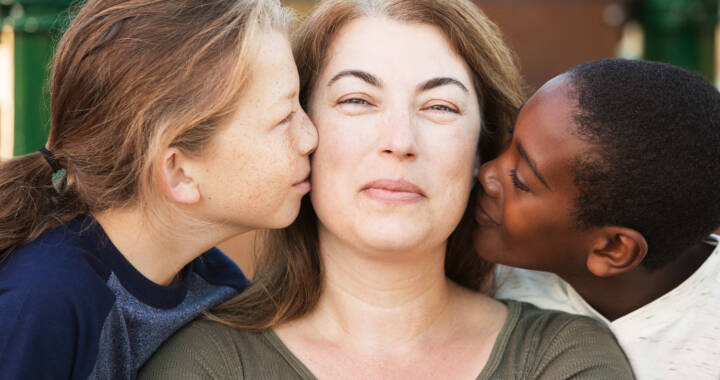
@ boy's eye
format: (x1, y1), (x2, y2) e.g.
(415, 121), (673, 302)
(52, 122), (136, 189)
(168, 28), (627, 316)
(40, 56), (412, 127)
(509, 168), (530, 192)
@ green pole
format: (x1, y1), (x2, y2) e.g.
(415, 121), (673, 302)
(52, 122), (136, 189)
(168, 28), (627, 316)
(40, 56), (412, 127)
(4, 0), (72, 156)
(637, 0), (718, 81)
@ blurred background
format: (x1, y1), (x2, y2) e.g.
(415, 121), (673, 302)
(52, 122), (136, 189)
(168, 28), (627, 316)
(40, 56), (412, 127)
(1, 0), (718, 274)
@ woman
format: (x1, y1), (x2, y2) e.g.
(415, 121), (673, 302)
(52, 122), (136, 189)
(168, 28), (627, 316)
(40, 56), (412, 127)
(141, 0), (634, 378)
(0, 0), (316, 378)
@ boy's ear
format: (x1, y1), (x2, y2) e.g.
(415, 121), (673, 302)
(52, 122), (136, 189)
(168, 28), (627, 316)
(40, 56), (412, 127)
(158, 147), (200, 205)
(586, 226), (648, 277)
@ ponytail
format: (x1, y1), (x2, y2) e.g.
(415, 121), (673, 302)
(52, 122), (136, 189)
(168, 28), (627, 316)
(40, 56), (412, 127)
(0, 151), (85, 260)
(1, 0), (291, 261)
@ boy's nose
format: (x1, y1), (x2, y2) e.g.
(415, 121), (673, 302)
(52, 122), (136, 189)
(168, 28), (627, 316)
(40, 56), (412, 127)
(477, 161), (503, 199)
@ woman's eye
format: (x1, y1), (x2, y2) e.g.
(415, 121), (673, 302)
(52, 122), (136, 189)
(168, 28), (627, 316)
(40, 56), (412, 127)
(426, 104), (459, 113)
(509, 168), (531, 192)
(338, 98), (370, 106)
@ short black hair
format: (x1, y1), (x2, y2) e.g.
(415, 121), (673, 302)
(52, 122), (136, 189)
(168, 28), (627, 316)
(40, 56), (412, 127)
(566, 59), (720, 269)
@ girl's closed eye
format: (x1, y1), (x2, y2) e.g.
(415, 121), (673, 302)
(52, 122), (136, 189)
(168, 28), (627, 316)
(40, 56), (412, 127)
(278, 111), (294, 125)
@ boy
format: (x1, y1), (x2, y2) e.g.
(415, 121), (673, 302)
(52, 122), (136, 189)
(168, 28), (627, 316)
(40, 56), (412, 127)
(474, 59), (720, 379)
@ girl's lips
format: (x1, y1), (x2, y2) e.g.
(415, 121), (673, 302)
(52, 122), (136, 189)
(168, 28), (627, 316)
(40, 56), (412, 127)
(292, 179), (311, 193)
(292, 168), (311, 192)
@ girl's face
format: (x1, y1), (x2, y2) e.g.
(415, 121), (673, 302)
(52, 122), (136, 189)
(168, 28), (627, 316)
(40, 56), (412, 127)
(197, 30), (317, 230)
(308, 17), (482, 253)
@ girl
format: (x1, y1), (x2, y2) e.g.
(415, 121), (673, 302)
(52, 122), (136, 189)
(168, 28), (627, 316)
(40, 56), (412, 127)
(0, 0), (316, 378)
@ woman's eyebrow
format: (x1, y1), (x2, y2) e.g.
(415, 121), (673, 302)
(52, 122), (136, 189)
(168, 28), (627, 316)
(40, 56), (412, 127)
(418, 77), (468, 93)
(327, 70), (382, 88)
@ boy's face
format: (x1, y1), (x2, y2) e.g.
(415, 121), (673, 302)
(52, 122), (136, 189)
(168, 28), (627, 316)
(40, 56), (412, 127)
(473, 74), (598, 277)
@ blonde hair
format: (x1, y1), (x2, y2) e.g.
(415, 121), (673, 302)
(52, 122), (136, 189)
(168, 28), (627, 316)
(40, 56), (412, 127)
(0, 0), (292, 258)
(210, 0), (525, 330)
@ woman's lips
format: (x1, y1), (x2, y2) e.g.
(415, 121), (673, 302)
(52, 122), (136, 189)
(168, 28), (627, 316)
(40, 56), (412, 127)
(475, 202), (500, 227)
(361, 179), (425, 203)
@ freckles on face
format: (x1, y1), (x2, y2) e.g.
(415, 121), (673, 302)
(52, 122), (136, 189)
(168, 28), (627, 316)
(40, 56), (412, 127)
(207, 111), (294, 215)
(195, 30), (312, 229)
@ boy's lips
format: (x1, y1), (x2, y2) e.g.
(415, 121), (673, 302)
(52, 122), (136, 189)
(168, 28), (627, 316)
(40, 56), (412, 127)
(475, 202), (500, 227)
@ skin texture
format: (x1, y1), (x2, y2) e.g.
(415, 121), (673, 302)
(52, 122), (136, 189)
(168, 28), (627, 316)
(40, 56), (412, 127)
(474, 74), (713, 320)
(274, 17), (507, 379)
(95, 31), (318, 285)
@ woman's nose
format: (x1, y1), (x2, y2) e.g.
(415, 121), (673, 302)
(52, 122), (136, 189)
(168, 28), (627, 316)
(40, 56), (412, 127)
(478, 160), (503, 199)
(379, 109), (418, 160)
(295, 110), (318, 156)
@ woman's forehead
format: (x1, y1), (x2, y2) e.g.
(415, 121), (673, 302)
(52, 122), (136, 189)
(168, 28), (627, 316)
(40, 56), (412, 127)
(320, 17), (472, 84)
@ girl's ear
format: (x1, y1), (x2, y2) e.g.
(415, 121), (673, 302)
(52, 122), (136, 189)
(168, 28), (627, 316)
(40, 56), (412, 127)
(586, 226), (648, 277)
(158, 147), (200, 205)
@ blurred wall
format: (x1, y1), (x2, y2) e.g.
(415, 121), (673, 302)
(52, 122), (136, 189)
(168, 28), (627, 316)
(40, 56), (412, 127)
(282, 0), (316, 13)
(475, 0), (631, 93)
(0, 25), (13, 160)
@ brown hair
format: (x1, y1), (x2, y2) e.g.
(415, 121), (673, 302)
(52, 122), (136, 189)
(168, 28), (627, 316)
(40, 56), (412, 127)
(0, 0), (291, 259)
(210, 0), (525, 330)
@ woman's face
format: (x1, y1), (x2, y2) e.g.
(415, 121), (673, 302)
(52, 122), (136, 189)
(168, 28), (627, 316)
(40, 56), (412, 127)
(308, 17), (482, 252)
(197, 30), (317, 230)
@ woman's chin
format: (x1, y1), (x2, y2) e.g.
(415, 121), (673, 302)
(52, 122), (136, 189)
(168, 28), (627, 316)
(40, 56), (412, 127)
(317, 206), (452, 254)
(353, 223), (437, 253)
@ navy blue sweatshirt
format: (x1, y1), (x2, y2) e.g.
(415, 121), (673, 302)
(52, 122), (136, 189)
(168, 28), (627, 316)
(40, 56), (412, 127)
(0, 215), (249, 379)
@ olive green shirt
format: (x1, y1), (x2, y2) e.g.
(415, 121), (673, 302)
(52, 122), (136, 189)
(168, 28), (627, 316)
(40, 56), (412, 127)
(140, 300), (634, 379)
